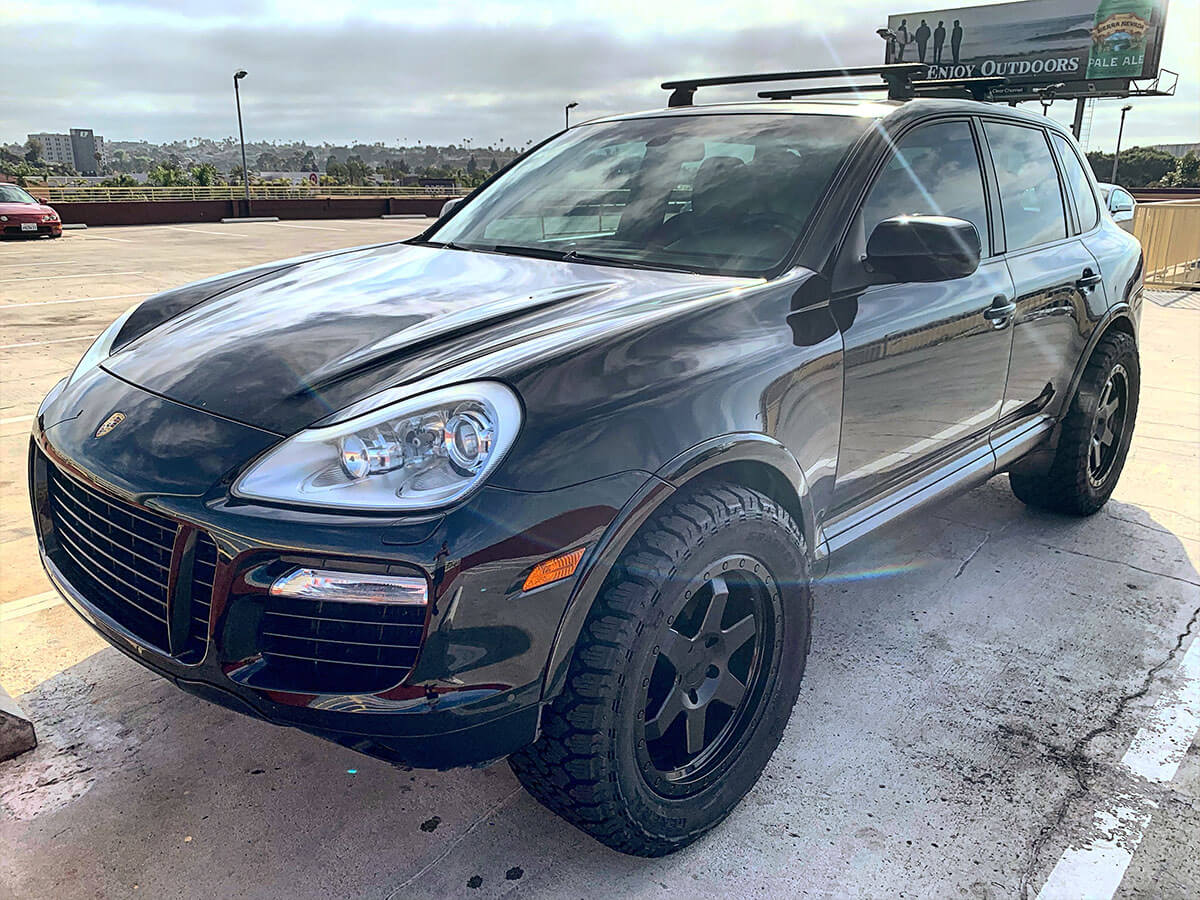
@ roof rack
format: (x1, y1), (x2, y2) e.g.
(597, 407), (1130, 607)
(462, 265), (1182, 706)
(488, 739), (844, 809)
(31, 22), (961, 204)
(661, 64), (925, 107)
(661, 65), (1008, 106)
(759, 75), (1008, 103)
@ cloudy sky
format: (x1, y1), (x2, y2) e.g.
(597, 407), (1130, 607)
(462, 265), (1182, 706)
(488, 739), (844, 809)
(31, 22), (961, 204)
(3, 0), (1197, 151)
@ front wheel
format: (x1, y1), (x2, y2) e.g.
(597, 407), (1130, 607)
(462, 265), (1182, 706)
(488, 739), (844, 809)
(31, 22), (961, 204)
(509, 482), (812, 856)
(1010, 330), (1139, 515)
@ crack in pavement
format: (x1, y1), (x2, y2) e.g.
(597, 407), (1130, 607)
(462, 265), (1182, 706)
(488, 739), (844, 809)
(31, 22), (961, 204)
(955, 530), (992, 579)
(1016, 603), (1200, 899)
(1036, 542), (1200, 588)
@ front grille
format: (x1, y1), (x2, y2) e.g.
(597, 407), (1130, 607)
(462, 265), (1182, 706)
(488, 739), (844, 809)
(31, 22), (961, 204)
(257, 597), (426, 694)
(180, 533), (219, 662)
(47, 462), (177, 653)
(42, 454), (218, 663)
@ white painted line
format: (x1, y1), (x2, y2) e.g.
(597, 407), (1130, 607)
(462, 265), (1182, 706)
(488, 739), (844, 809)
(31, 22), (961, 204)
(0, 270), (142, 285)
(0, 414), (33, 426)
(0, 590), (64, 622)
(0, 260), (88, 269)
(1122, 631), (1200, 783)
(1036, 633), (1200, 900)
(1036, 803), (1156, 900)
(78, 233), (134, 243)
(0, 335), (93, 350)
(169, 226), (243, 237)
(0, 292), (146, 309)
(268, 222), (346, 232)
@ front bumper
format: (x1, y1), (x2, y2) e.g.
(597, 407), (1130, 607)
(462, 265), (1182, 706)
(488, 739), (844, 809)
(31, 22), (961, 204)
(31, 368), (646, 767)
(2, 219), (61, 237)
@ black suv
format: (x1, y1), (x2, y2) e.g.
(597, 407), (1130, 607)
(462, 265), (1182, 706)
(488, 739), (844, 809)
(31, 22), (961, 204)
(30, 73), (1142, 857)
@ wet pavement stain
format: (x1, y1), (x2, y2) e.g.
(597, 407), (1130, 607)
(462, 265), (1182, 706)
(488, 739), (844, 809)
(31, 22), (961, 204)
(419, 815), (441, 833)
(467, 875), (483, 889)
(505, 866), (524, 881)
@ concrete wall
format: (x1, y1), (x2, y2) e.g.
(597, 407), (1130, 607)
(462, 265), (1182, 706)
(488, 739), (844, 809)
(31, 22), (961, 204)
(50, 196), (448, 226)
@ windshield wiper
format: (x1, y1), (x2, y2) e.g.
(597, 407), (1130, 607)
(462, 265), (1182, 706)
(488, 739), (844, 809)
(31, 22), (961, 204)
(559, 248), (697, 274)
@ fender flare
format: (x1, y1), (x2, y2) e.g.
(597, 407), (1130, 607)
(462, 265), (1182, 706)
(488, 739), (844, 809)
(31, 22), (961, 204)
(538, 432), (820, 702)
(1063, 302), (1138, 422)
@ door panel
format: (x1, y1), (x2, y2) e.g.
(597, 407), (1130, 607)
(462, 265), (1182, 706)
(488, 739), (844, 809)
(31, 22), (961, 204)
(833, 259), (1015, 511)
(829, 118), (1013, 516)
(1000, 243), (1100, 422)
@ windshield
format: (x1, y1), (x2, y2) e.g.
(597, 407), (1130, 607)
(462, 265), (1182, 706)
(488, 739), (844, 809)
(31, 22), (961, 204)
(427, 114), (868, 277)
(0, 185), (38, 204)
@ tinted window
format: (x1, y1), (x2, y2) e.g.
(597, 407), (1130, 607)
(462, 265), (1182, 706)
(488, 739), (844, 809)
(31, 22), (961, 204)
(431, 114), (868, 277)
(1052, 132), (1099, 232)
(860, 120), (990, 254)
(984, 122), (1068, 250)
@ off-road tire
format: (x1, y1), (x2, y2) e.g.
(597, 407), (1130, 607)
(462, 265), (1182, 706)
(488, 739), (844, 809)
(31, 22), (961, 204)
(1010, 330), (1139, 515)
(509, 482), (812, 857)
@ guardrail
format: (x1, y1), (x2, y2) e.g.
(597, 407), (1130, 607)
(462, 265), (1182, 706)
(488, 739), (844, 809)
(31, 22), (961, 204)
(1133, 199), (1200, 290)
(38, 184), (468, 203)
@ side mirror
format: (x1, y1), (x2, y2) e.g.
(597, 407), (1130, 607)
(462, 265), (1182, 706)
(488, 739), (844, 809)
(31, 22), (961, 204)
(440, 197), (463, 218)
(865, 215), (981, 282)
(36, 197), (50, 205)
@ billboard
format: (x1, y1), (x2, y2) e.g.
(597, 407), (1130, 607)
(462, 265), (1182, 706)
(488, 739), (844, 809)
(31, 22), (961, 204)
(883, 0), (1169, 99)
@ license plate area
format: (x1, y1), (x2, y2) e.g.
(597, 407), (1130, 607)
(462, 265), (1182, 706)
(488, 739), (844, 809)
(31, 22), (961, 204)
(20, 222), (37, 232)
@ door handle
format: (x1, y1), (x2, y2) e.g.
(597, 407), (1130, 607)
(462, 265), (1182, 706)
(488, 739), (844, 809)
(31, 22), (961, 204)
(983, 295), (1016, 325)
(1076, 267), (1102, 290)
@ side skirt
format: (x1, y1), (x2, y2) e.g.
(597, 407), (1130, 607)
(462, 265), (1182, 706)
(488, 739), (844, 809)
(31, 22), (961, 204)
(823, 416), (1053, 558)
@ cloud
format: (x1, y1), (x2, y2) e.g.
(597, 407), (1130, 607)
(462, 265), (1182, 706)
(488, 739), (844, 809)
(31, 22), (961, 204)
(2, 0), (1196, 148)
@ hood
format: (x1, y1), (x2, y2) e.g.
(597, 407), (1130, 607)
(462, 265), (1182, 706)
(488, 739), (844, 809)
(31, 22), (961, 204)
(0, 201), (54, 218)
(103, 243), (747, 435)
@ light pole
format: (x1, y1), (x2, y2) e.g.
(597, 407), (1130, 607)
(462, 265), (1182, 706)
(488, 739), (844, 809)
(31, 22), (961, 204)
(1110, 104), (1133, 185)
(565, 101), (578, 129)
(233, 70), (250, 211)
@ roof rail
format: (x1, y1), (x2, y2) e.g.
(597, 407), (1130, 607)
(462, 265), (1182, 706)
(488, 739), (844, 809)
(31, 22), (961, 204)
(759, 75), (1008, 103)
(660, 64), (926, 107)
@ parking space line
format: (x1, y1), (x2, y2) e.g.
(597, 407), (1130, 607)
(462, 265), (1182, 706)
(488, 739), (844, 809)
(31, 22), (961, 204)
(1036, 631), (1200, 899)
(78, 233), (135, 243)
(0, 414), (33, 426)
(0, 591), (64, 622)
(0, 335), (94, 350)
(0, 292), (147, 309)
(0, 270), (142, 285)
(268, 222), (346, 232)
(169, 227), (243, 237)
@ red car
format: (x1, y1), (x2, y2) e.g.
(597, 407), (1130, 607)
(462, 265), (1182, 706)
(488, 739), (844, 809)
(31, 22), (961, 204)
(0, 183), (62, 238)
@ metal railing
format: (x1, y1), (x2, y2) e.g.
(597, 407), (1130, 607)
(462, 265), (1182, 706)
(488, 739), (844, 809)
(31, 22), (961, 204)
(1133, 200), (1200, 290)
(40, 184), (468, 203)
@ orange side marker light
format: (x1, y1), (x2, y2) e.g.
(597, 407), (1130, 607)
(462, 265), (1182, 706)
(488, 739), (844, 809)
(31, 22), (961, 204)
(523, 547), (586, 591)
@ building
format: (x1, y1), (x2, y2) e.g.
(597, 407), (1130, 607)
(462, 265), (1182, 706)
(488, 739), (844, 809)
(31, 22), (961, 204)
(26, 129), (106, 174)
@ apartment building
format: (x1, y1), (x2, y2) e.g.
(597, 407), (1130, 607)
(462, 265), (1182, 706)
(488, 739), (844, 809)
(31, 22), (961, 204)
(26, 129), (106, 174)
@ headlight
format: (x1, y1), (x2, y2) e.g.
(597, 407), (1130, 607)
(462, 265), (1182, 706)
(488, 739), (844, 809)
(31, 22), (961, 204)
(42, 213), (59, 222)
(233, 381), (522, 511)
(66, 302), (142, 387)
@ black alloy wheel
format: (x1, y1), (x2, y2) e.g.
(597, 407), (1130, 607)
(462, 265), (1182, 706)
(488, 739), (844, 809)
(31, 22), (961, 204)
(638, 559), (773, 795)
(1087, 364), (1129, 487)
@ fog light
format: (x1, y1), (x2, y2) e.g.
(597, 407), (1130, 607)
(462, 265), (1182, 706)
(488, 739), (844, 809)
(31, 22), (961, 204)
(270, 568), (428, 605)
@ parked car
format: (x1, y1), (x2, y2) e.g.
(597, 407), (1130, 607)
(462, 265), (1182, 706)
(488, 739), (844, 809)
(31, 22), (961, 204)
(0, 183), (62, 238)
(30, 78), (1143, 857)
(1098, 182), (1137, 232)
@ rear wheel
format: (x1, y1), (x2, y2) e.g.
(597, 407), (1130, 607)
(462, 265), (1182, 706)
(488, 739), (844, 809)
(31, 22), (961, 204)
(1010, 330), (1139, 515)
(509, 482), (811, 857)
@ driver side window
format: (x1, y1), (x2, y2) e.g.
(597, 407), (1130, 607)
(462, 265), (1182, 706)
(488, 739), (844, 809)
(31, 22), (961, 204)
(837, 120), (990, 289)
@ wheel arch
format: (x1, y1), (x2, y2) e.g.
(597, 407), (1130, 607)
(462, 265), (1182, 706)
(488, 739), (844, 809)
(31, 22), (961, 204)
(539, 433), (819, 703)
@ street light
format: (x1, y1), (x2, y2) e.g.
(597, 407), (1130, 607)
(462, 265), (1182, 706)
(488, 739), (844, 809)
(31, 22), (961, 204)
(565, 101), (578, 130)
(233, 70), (250, 210)
(1110, 103), (1133, 185)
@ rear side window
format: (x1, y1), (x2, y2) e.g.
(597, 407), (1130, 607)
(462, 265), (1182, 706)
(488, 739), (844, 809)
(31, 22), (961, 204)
(859, 120), (990, 255)
(1051, 132), (1099, 232)
(983, 122), (1067, 251)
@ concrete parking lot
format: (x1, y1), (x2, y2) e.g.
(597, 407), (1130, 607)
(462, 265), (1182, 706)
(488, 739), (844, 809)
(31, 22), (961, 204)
(1, 221), (1198, 899)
